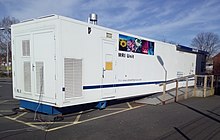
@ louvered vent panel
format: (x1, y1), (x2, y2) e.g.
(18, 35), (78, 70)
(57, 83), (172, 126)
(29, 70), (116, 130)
(36, 62), (44, 94)
(73, 59), (83, 97)
(24, 61), (31, 92)
(64, 58), (82, 99)
(22, 40), (30, 56)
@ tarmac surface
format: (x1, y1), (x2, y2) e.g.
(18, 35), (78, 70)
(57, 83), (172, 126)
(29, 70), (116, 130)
(0, 78), (220, 140)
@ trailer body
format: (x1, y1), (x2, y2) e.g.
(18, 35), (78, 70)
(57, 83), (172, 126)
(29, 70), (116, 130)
(12, 15), (196, 110)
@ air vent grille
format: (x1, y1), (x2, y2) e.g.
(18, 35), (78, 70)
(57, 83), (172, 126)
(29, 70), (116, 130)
(22, 40), (30, 56)
(24, 61), (31, 92)
(64, 58), (82, 99)
(36, 62), (44, 94)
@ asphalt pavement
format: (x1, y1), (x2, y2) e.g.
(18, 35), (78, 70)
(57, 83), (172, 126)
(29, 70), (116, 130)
(0, 79), (220, 140)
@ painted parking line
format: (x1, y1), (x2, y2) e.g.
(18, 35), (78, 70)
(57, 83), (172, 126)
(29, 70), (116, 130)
(0, 100), (17, 105)
(127, 102), (133, 109)
(3, 116), (45, 131)
(105, 108), (127, 111)
(25, 108), (128, 125)
(27, 121), (72, 125)
(78, 106), (143, 124)
(13, 112), (28, 120)
(0, 100), (11, 104)
(0, 110), (13, 113)
(1, 103), (144, 132)
(73, 111), (83, 124)
(0, 82), (12, 85)
(47, 104), (145, 132)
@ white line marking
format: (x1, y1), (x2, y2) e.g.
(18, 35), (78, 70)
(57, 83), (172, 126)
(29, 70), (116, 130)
(73, 111), (82, 124)
(27, 122), (72, 125)
(13, 112), (27, 119)
(1, 102), (19, 105)
(0, 100), (16, 104)
(3, 115), (45, 131)
(0, 100), (10, 104)
(0, 82), (12, 85)
(0, 110), (13, 113)
(104, 108), (127, 111)
(47, 105), (144, 132)
(127, 102), (133, 109)
(2, 104), (145, 132)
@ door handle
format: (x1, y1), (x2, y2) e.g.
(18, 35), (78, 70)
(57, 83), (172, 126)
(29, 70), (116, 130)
(32, 64), (35, 71)
(102, 68), (105, 78)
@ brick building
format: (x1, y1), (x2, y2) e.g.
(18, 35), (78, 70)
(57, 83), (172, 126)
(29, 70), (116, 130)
(213, 53), (220, 75)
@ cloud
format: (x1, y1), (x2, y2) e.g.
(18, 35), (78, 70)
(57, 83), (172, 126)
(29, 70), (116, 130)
(0, 0), (81, 20)
(121, 0), (220, 45)
(0, 0), (220, 46)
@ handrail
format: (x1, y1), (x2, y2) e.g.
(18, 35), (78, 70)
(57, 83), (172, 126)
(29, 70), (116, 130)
(159, 74), (214, 105)
(193, 75), (214, 97)
(159, 74), (194, 86)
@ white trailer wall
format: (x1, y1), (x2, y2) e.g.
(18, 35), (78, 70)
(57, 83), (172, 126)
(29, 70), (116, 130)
(12, 15), (197, 108)
(58, 16), (196, 107)
(12, 17), (60, 106)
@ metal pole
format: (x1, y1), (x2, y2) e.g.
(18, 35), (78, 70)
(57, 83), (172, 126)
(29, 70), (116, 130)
(6, 42), (9, 76)
(193, 75), (197, 97)
(162, 83), (166, 105)
(211, 75), (214, 95)
(165, 69), (167, 82)
(185, 77), (188, 99)
(175, 80), (178, 102)
(204, 75), (207, 97)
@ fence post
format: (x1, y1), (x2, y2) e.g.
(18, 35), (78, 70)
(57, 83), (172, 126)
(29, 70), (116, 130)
(193, 75), (197, 97)
(175, 80), (178, 102)
(204, 75), (207, 97)
(185, 77), (188, 99)
(211, 75), (214, 96)
(162, 83), (166, 105)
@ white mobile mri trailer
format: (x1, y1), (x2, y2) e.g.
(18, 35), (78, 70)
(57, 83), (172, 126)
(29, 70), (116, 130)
(12, 15), (197, 114)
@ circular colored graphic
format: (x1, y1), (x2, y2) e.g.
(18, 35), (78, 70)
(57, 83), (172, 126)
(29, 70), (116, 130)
(120, 40), (127, 48)
(127, 40), (135, 51)
(135, 39), (142, 47)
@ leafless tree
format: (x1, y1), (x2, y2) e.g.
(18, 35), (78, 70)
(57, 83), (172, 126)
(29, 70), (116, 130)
(0, 16), (19, 64)
(191, 32), (220, 58)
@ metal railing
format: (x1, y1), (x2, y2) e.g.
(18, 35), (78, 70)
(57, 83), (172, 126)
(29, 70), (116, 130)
(193, 75), (214, 97)
(160, 74), (214, 104)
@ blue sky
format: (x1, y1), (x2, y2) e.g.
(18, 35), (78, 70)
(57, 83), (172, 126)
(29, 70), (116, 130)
(0, 0), (220, 47)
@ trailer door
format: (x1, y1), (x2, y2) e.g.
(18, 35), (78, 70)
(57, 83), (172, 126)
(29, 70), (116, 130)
(32, 31), (56, 103)
(102, 40), (115, 98)
(14, 35), (32, 97)
(13, 31), (56, 104)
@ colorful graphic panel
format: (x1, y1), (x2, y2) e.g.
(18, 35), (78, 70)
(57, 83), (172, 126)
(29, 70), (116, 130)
(119, 34), (154, 55)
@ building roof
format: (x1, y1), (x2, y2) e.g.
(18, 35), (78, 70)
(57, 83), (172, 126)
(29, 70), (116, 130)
(176, 45), (208, 55)
(213, 52), (220, 59)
